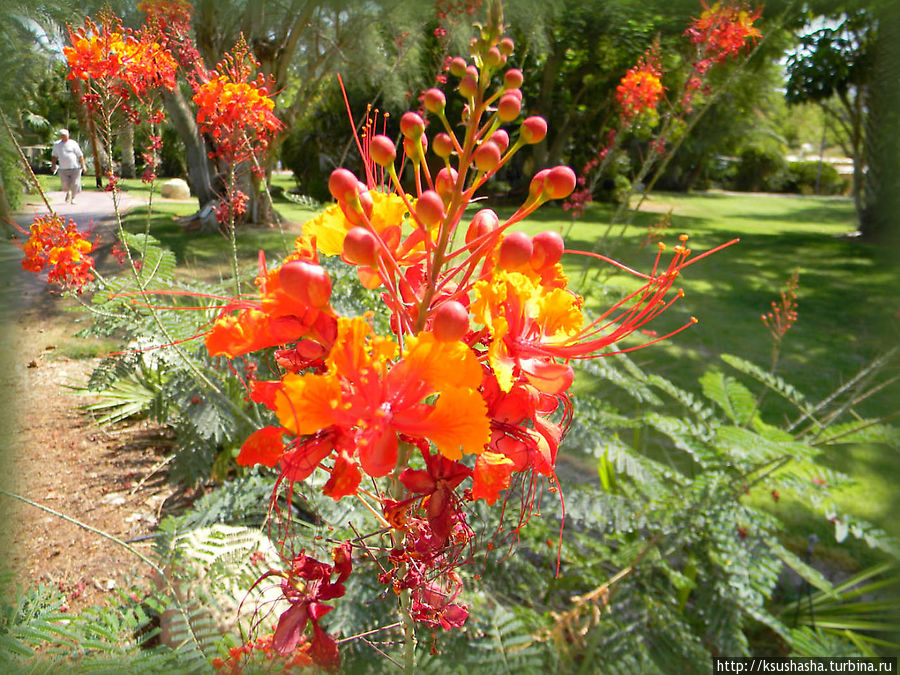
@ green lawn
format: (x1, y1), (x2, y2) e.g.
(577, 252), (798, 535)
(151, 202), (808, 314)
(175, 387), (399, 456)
(512, 192), (899, 557)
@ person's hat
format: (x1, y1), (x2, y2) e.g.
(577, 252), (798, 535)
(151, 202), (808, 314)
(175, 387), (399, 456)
(59, 129), (69, 136)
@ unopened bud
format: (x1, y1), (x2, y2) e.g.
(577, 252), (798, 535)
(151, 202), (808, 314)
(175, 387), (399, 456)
(433, 132), (454, 158)
(415, 190), (445, 227)
(544, 166), (576, 200)
(490, 129), (510, 154)
(369, 135), (396, 167)
(432, 300), (469, 342)
(497, 94), (521, 122)
(449, 57), (467, 78)
(521, 116), (547, 144)
(529, 169), (550, 200)
(504, 68), (523, 90)
(424, 88), (446, 114)
(485, 46), (502, 67)
(530, 230), (565, 270)
(459, 75), (478, 99)
(465, 208), (500, 245)
(435, 167), (458, 197)
(473, 140), (502, 172)
(328, 168), (360, 203)
(399, 111), (425, 139)
(343, 226), (378, 266)
(279, 261), (332, 308)
(498, 231), (533, 270)
(499, 37), (514, 56)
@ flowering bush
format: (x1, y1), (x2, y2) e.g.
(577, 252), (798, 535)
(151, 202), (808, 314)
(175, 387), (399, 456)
(199, 5), (735, 669)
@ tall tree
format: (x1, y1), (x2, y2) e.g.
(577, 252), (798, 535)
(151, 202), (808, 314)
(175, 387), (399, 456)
(784, 10), (873, 224)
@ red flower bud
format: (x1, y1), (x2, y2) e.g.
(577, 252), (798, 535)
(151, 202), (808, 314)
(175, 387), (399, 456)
(328, 168), (359, 203)
(466, 65), (479, 79)
(521, 116), (547, 144)
(279, 261), (332, 308)
(415, 190), (445, 227)
(499, 37), (514, 56)
(432, 300), (469, 342)
(433, 132), (454, 158)
(490, 129), (510, 154)
(343, 226), (378, 266)
(498, 231), (533, 269)
(424, 88), (447, 114)
(459, 75), (478, 99)
(435, 167), (458, 197)
(529, 169), (551, 200)
(400, 111), (425, 139)
(504, 68), (523, 89)
(369, 135), (397, 167)
(497, 94), (521, 122)
(465, 208), (500, 246)
(530, 230), (565, 270)
(403, 134), (427, 162)
(449, 57), (467, 77)
(473, 140), (502, 172)
(485, 47), (502, 67)
(544, 166), (576, 200)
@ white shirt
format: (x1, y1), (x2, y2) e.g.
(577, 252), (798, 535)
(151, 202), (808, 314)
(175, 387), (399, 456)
(52, 138), (84, 170)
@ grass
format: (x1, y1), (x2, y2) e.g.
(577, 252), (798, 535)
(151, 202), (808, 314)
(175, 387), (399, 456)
(511, 192), (899, 561)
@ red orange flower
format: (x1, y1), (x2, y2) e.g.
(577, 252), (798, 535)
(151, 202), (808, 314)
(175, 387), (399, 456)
(21, 214), (96, 292)
(686, 1), (762, 63)
(616, 51), (664, 123)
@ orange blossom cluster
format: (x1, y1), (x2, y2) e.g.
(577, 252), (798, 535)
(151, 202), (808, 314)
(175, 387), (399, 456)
(21, 214), (96, 292)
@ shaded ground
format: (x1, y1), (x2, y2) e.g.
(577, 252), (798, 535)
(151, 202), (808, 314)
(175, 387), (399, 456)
(0, 188), (189, 612)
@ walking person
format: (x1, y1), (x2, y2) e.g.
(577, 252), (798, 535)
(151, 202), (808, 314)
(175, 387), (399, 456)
(50, 129), (87, 205)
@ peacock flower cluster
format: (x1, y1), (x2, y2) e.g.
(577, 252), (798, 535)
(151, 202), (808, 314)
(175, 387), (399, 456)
(64, 17), (177, 98)
(616, 50), (664, 124)
(20, 214), (96, 292)
(203, 6), (735, 668)
(685, 1), (762, 64)
(762, 271), (799, 343)
(192, 37), (281, 163)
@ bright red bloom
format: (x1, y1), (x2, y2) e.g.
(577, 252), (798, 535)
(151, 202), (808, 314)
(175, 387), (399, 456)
(270, 544), (351, 671)
(471, 451), (514, 505)
(616, 51), (664, 122)
(686, 1), (762, 63)
(400, 449), (472, 540)
(21, 214), (96, 292)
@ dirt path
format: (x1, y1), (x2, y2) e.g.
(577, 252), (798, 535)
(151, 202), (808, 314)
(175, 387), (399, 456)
(0, 189), (184, 612)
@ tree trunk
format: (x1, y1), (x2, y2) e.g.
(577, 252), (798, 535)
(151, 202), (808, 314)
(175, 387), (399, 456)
(0, 169), (13, 236)
(162, 86), (215, 205)
(119, 120), (135, 178)
(861, 2), (900, 246)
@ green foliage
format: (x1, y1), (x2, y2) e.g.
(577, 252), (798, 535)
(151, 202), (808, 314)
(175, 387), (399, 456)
(783, 161), (846, 196)
(732, 144), (789, 192)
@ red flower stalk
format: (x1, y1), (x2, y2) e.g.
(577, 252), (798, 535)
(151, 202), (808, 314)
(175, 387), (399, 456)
(761, 271), (799, 342)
